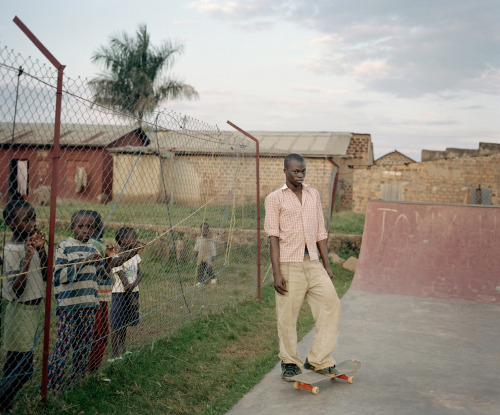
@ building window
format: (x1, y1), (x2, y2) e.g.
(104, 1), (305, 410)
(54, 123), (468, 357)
(470, 186), (492, 205)
(380, 183), (401, 201)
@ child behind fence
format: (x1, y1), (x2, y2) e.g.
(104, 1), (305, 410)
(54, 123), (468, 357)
(193, 222), (216, 286)
(87, 212), (115, 372)
(46, 210), (104, 392)
(109, 227), (144, 361)
(0, 199), (47, 412)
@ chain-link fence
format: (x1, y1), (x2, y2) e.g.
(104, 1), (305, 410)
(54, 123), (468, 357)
(0, 39), (281, 410)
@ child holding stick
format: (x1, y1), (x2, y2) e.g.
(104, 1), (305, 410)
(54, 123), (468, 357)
(109, 227), (144, 361)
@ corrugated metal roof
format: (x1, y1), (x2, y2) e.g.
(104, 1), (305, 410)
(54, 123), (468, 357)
(0, 123), (354, 158)
(246, 131), (353, 156)
(145, 130), (248, 155)
(147, 130), (353, 157)
(0, 122), (138, 147)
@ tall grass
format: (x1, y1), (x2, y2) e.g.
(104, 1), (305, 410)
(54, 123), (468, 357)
(329, 211), (365, 234)
(28, 203), (365, 234)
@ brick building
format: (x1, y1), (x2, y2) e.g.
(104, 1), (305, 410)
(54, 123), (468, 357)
(352, 143), (500, 212)
(375, 150), (416, 166)
(117, 130), (374, 212)
(247, 131), (374, 211)
(0, 122), (147, 205)
(1, 123), (373, 212)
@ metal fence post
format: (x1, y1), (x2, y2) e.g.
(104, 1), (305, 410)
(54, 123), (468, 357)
(13, 16), (65, 403)
(226, 121), (261, 300)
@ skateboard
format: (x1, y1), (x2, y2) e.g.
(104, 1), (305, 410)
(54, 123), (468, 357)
(290, 359), (361, 394)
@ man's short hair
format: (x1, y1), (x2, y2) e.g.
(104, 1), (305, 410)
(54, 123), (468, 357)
(284, 153), (305, 169)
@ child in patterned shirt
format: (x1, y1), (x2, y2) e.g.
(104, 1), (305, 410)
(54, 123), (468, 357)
(109, 227), (144, 360)
(0, 199), (47, 411)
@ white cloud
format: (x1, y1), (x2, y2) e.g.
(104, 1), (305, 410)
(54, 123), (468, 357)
(199, 88), (234, 95)
(189, 0), (271, 19)
(353, 59), (391, 76)
(193, 0), (500, 98)
(310, 34), (343, 44)
(173, 20), (196, 25)
(291, 85), (322, 92)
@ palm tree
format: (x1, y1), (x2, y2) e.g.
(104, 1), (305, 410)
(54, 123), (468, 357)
(89, 24), (198, 125)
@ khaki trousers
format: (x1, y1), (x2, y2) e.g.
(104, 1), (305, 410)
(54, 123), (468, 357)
(276, 255), (340, 370)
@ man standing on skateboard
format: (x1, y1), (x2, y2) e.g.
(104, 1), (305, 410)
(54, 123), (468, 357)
(264, 153), (340, 381)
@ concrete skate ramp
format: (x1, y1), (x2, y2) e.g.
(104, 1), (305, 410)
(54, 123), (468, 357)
(352, 200), (500, 302)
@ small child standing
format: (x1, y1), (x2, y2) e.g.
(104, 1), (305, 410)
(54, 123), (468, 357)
(109, 227), (143, 360)
(0, 199), (47, 412)
(47, 210), (103, 392)
(193, 222), (216, 285)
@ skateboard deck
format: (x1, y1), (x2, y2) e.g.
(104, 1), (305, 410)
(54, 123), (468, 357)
(290, 359), (361, 394)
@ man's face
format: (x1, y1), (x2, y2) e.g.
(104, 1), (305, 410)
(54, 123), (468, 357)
(284, 159), (306, 187)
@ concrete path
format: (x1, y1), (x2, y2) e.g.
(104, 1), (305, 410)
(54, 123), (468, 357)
(226, 290), (500, 415)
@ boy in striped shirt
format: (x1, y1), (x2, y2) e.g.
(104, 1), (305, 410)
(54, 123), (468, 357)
(47, 210), (104, 392)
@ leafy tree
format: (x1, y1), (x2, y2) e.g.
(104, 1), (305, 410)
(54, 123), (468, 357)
(90, 24), (198, 124)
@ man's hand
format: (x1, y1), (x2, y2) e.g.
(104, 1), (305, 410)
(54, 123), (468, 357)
(317, 238), (334, 280)
(269, 236), (286, 295)
(324, 266), (334, 280)
(273, 273), (288, 295)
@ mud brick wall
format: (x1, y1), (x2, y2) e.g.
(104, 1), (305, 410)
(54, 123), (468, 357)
(352, 154), (500, 212)
(111, 152), (336, 208)
(249, 156), (335, 211)
(111, 133), (373, 211)
(375, 151), (414, 166)
(335, 134), (373, 211)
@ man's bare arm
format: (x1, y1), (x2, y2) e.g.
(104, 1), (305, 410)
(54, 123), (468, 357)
(316, 238), (334, 279)
(270, 236), (287, 295)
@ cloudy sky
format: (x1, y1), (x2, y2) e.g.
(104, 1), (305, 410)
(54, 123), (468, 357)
(1, 0), (498, 160)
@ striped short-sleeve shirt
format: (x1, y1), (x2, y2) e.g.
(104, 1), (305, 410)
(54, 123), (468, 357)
(53, 237), (100, 311)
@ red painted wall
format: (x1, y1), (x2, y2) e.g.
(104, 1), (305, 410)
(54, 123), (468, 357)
(0, 146), (112, 205)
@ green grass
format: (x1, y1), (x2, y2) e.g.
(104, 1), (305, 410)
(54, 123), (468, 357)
(1, 238), (263, 412)
(16, 269), (354, 415)
(16, 202), (365, 235)
(33, 202), (259, 231)
(329, 211), (365, 235)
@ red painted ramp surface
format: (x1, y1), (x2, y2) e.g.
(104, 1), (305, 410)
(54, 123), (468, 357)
(352, 201), (500, 302)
